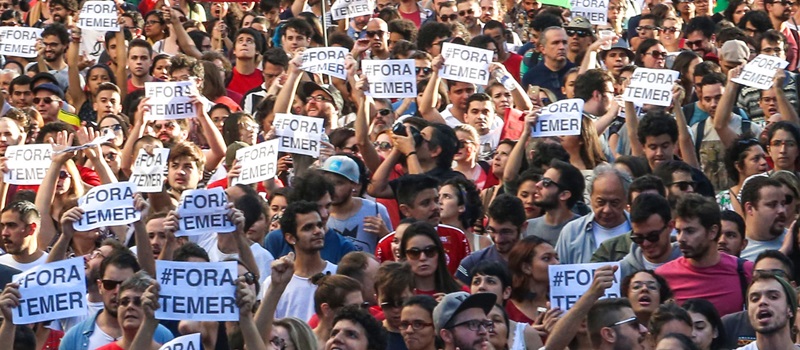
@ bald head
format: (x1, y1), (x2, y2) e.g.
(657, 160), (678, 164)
(367, 18), (389, 53)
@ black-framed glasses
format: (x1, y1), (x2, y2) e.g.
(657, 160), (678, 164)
(405, 245), (438, 260)
(416, 67), (432, 75)
(101, 279), (124, 290)
(608, 316), (638, 327)
(119, 296), (142, 307)
(685, 39), (704, 48)
(373, 141), (393, 150)
(269, 336), (287, 350)
(306, 95), (332, 103)
(400, 320), (434, 330)
(636, 25), (660, 32)
(366, 30), (385, 37)
(540, 177), (564, 190)
(59, 170), (71, 179)
(458, 9), (474, 16)
(631, 281), (658, 291)
(104, 152), (119, 162)
(630, 226), (666, 244)
(101, 124), (123, 134)
(449, 319), (494, 332)
(662, 27), (680, 33)
(668, 180), (696, 191)
(566, 29), (592, 37)
(440, 13), (458, 21)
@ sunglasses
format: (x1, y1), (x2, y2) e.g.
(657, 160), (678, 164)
(101, 124), (123, 133)
(669, 180), (695, 191)
(405, 245), (438, 260)
(119, 296), (142, 307)
(645, 51), (668, 59)
(458, 9), (474, 16)
(373, 141), (393, 150)
(380, 299), (405, 309)
(101, 279), (123, 290)
(566, 29), (592, 37)
(377, 108), (392, 116)
(636, 25), (660, 32)
(33, 96), (59, 104)
(630, 231), (663, 245)
(541, 177), (564, 190)
(104, 152), (119, 162)
(152, 122), (176, 131)
(457, 140), (473, 149)
(685, 39), (704, 48)
(440, 13), (458, 21)
(366, 30), (384, 37)
(0, 3), (11, 8)
(59, 170), (71, 179)
(662, 27), (679, 33)
(416, 67), (432, 75)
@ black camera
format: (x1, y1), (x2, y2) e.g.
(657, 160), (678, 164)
(392, 123), (424, 146)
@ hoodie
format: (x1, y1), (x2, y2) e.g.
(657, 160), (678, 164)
(620, 242), (683, 278)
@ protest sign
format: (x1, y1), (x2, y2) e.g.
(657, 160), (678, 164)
(331, 0), (373, 20)
(622, 68), (679, 107)
(300, 47), (348, 80)
(54, 131), (115, 154)
(145, 81), (197, 120)
(531, 99), (584, 137)
(75, 182), (140, 231)
(175, 187), (235, 237)
(549, 262), (621, 310)
(273, 113), (325, 157)
(439, 43), (492, 85)
(731, 54), (789, 90)
(80, 29), (107, 64)
(159, 333), (201, 350)
(77, 1), (120, 31)
(12, 257), (86, 324)
(0, 27), (42, 58)
(570, 0), (607, 25)
(232, 139), (279, 186)
(4, 144), (53, 185)
(130, 148), (170, 193)
(155, 261), (238, 321)
(363, 59), (417, 98)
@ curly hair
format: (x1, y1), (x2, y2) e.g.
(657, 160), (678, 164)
(332, 305), (387, 350)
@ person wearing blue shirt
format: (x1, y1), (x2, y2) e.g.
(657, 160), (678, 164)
(521, 27), (575, 99)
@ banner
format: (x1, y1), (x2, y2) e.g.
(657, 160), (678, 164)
(145, 81), (197, 120)
(731, 54), (789, 90)
(75, 182), (140, 231)
(331, 0), (373, 20)
(130, 148), (170, 193)
(77, 1), (120, 31)
(363, 59), (417, 98)
(4, 144), (52, 185)
(549, 262), (621, 310)
(232, 139), (279, 186)
(155, 261), (238, 321)
(175, 187), (235, 237)
(570, 0), (607, 25)
(300, 47), (348, 80)
(439, 43), (492, 85)
(273, 113), (324, 157)
(12, 257), (87, 324)
(0, 27), (42, 58)
(622, 68), (678, 107)
(531, 99), (584, 137)
(159, 333), (201, 350)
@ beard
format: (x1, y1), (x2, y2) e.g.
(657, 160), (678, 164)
(454, 337), (487, 350)
(534, 192), (559, 210)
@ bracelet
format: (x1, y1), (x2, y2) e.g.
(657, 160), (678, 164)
(406, 151), (417, 157)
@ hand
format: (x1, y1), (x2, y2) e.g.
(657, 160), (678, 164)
(0, 157), (8, 174)
(774, 68), (787, 88)
(236, 277), (256, 317)
(77, 53), (97, 71)
(141, 283), (161, 319)
(670, 84), (685, 111)
(0, 283), (21, 322)
(69, 25), (81, 43)
(266, 72), (287, 95)
(35, 39), (44, 57)
(523, 108), (541, 135)
(60, 206), (85, 238)
(431, 55), (445, 71)
(345, 54), (358, 76)
(433, 292), (446, 303)
(212, 21), (225, 40)
(227, 161), (242, 186)
(270, 252), (295, 286)
(352, 39), (370, 55)
(532, 304), (564, 336)
(319, 141), (335, 159)
(228, 206), (246, 234)
(354, 75), (369, 93)
(135, 97), (151, 125)
(133, 193), (149, 212)
(76, 125), (101, 159)
(363, 216), (388, 237)
(288, 48), (305, 73)
(588, 265), (617, 298)
(164, 210), (181, 236)
(189, 95), (206, 119)
(50, 131), (76, 164)
(391, 126), (416, 155)
(728, 64), (744, 82)
(276, 155), (292, 173)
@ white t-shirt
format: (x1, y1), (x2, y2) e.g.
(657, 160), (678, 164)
(49, 298), (104, 333)
(262, 261), (338, 321)
(207, 242), (275, 288)
(592, 221), (631, 248)
(0, 252), (49, 272)
(86, 319), (118, 350)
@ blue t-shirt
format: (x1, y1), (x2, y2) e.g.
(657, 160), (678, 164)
(327, 198), (394, 253)
(263, 227), (356, 263)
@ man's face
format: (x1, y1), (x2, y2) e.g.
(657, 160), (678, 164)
(479, 0), (496, 23)
(402, 188), (441, 226)
(353, 14), (370, 29)
(760, 39), (786, 59)
(373, 100), (396, 128)
(449, 83), (476, 111)
(438, 5), (458, 22)
(747, 186), (788, 238)
(534, 168), (563, 210)
(376, 0), (394, 11)
(590, 175), (627, 228)
(486, 218), (520, 254)
(760, 89), (779, 117)
(567, 27), (594, 54)
(146, 218), (167, 256)
(643, 135), (675, 170)
(289, 211), (325, 252)
(767, 0), (792, 21)
(327, 320), (370, 350)
(98, 265), (135, 317)
(769, 129), (800, 170)
(235, 33), (257, 59)
(105, 37), (123, 64)
(542, 28), (568, 63)
(263, 62), (285, 89)
(667, 171), (695, 198)
(718, 220), (747, 256)
(42, 35), (66, 63)
(429, 36), (449, 56)
(457, 1), (480, 28)
(323, 172), (354, 205)
(747, 278), (792, 334)
(0, 118), (21, 156)
(388, 32), (405, 52)
(316, 193), (333, 226)
(128, 47), (152, 78)
(445, 308), (491, 350)
(305, 89), (336, 118)
(483, 27), (505, 46)
(93, 90), (121, 117)
(282, 28), (310, 53)
(604, 49), (630, 76)
(170, 67), (192, 82)
(676, 216), (716, 260)
(637, 18), (659, 39)
(117, 289), (145, 331)
(686, 31), (713, 56)
(0, 211), (31, 255)
(167, 155), (201, 192)
(631, 214), (672, 262)
(465, 100), (494, 135)
(49, 3), (70, 23)
(366, 20), (388, 52)
(34, 90), (61, 121)
(10, 84), (32, 108)
(151, 120), (185, 144)
(612, 307), (648, 350)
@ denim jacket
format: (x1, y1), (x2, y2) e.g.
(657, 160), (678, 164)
(59, 310), (174, 350)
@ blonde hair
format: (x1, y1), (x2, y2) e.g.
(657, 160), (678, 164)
(273, 318), (317, 350)
(580, 116), (607, 169)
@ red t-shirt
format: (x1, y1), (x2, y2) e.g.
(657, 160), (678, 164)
(399, 9), (422, 27)
(227, 68), (264, 96)
(308, 305), (385, 327)
(506, 300), (535, 324)
(503, 52), (524, 82)
(415, 285), (471, 296)
(375, 225), (471, 275)
(96, 342), (124, 350)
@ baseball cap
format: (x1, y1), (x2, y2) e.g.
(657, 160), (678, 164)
(321, 155), (360, 184)
(433, 292), (496, 333)
(32, 83), (65, 101)
(302, 81), (344, 112)
(719, 39), (750, 64)
(31, 72), (59, 88)
(565, 16), (592, 31)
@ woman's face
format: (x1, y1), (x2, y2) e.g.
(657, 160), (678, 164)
(439, 184), (463, 223)
(391, 223), (410, 261)
(99, 117), (124, 147)
(153, 58), (171, 81)
(737, 145), (768, 180)
(627, 272), (661, 316)
(487, 306), (509, 350)
(454, 130), (476, 162)
(490, 86), (511, 111)
(56, 167), (71, 195)
(688, 311), (716, 350)
(101, 145), (120, 174)
(781, 184), (798, 217)
(242, 14), (255, 27)
(404, 235), (438, 278)
(686, 57), (702, 82)
(642, 44), (668, 69)
(87, 67), (111, 95)
(562, 72), (578, 99)
(210, 108), (229, 133)
(326, 320), (369, 350)
(338, 136), (359, 155)
(769, 129), (800, 171)
(144, 15), (165, 38)
(531, 244), (558, 284)
(246, 213), (269, 244)
(559, 134), (581, 151)
(400, 305), (436, 350)
(268, 325), (295, 350)
(516, 180), (541, 219)
(660, 19), (681, 45)
(375, 133), (393, 159)
(487, 43), (499, 62)
(733, 4), (750, 24)
(238, 117), (258, 146)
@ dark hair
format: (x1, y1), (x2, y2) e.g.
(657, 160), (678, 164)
(530, 142), (570, 170)
(615, 155), (650, 178)
(188, 30), (210, 52)
(337, 251), (373, 285)
(588, 298), (634, 346)
(403, 294), (437, 310)
(427, 123), (459, 169)
(549, 159), (585, 208)
(417, 22), (452, 51)
(395, 174), (439, 207)
(282, 17), (314, 39)
(574, 69), (614, 102)
(672, 51), (702, 84)
(658, 333), (700, 350)
(653, 160), (694, 187)
(235, 27), (265, 53)
(757, 29), (787, 51)
(399, 221), (462, 293)
(530, 13), (563, 32)
(634, 38), (663, 67)
(741, 176), (783, 207)
(630, 193), (671, 225)
(508, 236), (550, 301)
(2, 200), (39, 224)
(470, 260), (512, 293)
(235, 193), (264, 232)
(279, 200), (319, 237)
(725, 136), (763, 183)
(128, 38), (154, 58)
(41, 22), (69, 45)
(332, 305), (387, 350)
(650, 303), (693, 340)
(724, 0), (748, 23)
(768, 121), (800, 150)
(487, 193), (525, 227)
(693, 61), (722, 79)
(638, 110), (678, 145)
(720, 209), (746, 239)
(443, 177), (483, 228)
(717, 26), (748, 46)
(201, 61), (227, 101)
(629, 175), (667, 203)
(375, 261), (416, 301)
(312, 274), (363, 315)
(36, 121), (73, 144)
(675, 193), (721, 237)
(738, 10), (773, 33)
(169, 54), (203, 78)
(8, 75), (31, 96)
(685, 15), (717, 38)
(287, 171), (335, 203)
(122, 11), (144, 29)
(99, 250), (140, 280)
(263, 47), (290, 69)
(388, 19), (417, 42)
(621, 270), (673, 301)
(756, 249), (796, 280)
(173, 242), (210, 262)
(466, 92), (493, 111)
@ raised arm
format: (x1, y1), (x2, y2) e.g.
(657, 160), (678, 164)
(192, 96), (226, 171)
(773, 69), (799, 124)
(578, 36), (613, 74)
(274, 50), (305, 115)
(0, 283), (20, 350)
(121, 98), (150, 177)
(47, 207), (82, 263)
(114, 18), (127, 99)
(418, 55), (447, 124)
(34, 132), (76, 248)
(130, 283), (161, 350)
(237, 278), (267, 350)
(490, 62), (533, 111)
(255, 253), (294, 344)
(714, 67), (743, 150)
(366, 148), (402, 199)
(503, 110), (538, 184)
(229, 207), (259, 281)
(66, 26), (86, 109)
(166, 7), (203, 59)
(351, 74), (382, 174)
(625, 101), (644, 157)
(133, 193), (156, 276)
(673, 84), (699, 168)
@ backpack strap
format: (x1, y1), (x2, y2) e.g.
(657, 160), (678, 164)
(737, 258), (748, 310)
(694, 117), (705, 157)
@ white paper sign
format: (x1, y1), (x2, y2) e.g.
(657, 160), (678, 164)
(622, 68), (679, 107)
(54, 131), (115, 154)
(159, 333), (201, 350)
(130, 148), (170, 193)
(232, 139), (279, 186)
(145, 81), (198, 120)
(4, 144), (53, 185)
(0, 27), (42, 58)
(363, 59), (417, 98)
(77, 1), (120, 31)
(75, 182), (140, 231)
(175, 187), (235, 237)
(80, 29), (107, 64)
(12, 257), (87, 324)
(731, 54), (789, 90)
(273, 113), (324, 157)
(531, 99), (584, 137)
(300, 47), (348, 80)
(439, 43), (492, 85)
(155, 261), (238, 321)
(570, 0), (607, 25)
(549, 262), (621, 310)
(331, 0), (374, 20)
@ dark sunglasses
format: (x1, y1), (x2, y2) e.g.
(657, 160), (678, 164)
(101, 124), (123, 133)
(416, 67), (432, 75)
(541, 177), (564, 190)
(566, 29), (592, 37)
(152, 122), (176, 131)
(646, 51), (668, 59)
(636, 25), (660, 32)
(458, 9), (474, 16)
(366, 30), (384, 37)
(377, 108), (392, 116)
(33, 96), (59, 104)
(685, 39), (704, 48)
(101, 279), (123, 290)
(104, 153), (119, 162)
(119, 296), (142, 307)
(440, 13), (458, 21)
(405, 245), (438, 260)
(59, 170), (71, 179)
(241, 272), (256, 285)
(669, 180), (696, 191)
(380, 299), (405, 309)
(662, 27), (679, 33)
(631, 231), (663, 245)
(373, 141), (393, 150)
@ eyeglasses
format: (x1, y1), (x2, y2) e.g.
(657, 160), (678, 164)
(608, 316), (638, 327)
(400, 320), (434, 330)
(685, 39), (705, 48)
(33, 96), (59, 104)
(104, 152), (119, 162)
(662, 27), (680, 33)
(380, 299), (405, 309)
(645, 51), (668, 59)
(241, 271), (256, 285)
(100, 124), (123, 134)
(449, 319), (494, 332)
(457, 139), (475, 149)
(767, 0), (794, 5)
(636, 25), (660, 32)
(416, 67), (432, 75)
(440, 14), (458, 21)
(630, 226), (666, 244)
(0, 3), (12, 8)
(119, 296), (143, 307)
(269, 336), (287, 350)
(458, 9), (474, 16)
(366, 30), (385, 38)
(566, 29), (592, 37)
(342, 145), (359, 153)
(668, 180), (695, 191)
(485, 227), (518, 236)
(89, 249), (106, 260)
(59, 170), (71, 179)
(145, 20), (163, 26)
(541, 177), (564, 190)
(101, 279), (124, 290)
(377, 108), (392, 116)
(0, 21), (16, 26)
(405, 245), (438, 260)
(152, 122), (176, 131)
(771, 139), (798, 148)
(373, 141), (393, 150)
(306, 95), (332, 103)
(631, 281), (659, 291)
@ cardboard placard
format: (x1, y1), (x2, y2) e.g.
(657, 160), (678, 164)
(175, 188), (235, 237)
(130, 148), (170, 193)
(439, 42), (492, 85)
(531, 99), (584, 137)
(300, 47), (348, 80)
(273, 114), (324, 158)
(232, 139), (279, 186)
(3, 144), (52, 185)
(0, 27), (42, 58)
(731, 54), (789, 90)
(622, 68), (679, 107)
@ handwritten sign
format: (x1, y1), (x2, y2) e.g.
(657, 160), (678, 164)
(731, 54), (788, 90)
(0, 27), (42, 58)
(175, 187), (235, 237)
(12, 257), (86, 324)
(331, 0), (374, 20)
(531, 99), (584, 137)
(439, 43), (492, 85)
(159, 333), (200, 350)
(232, 139), (279, 186)
(75, 182), (140, 231)
(273, 113), (324, 157)
(549, 262), (621, 310)
(77, 1), (120, 31)
(130, 148), (170, 193)
(145, 81), (197, 120)
(363, 59), (417, 98)
(155, 261), (238, 321)
(622, 68), (678, 107)
(570, 0), (607, 25)
(300, 47), (348, 80)
(4, 144), (52, 185)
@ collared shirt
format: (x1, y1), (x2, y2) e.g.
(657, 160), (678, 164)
(555, 211), (632, 265)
